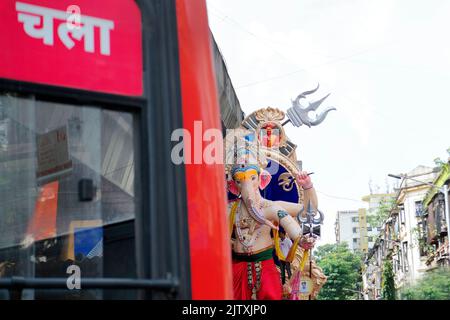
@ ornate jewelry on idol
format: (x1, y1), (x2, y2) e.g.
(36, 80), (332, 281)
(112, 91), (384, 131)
(235, 200), (266, 253)
(247, 261), (262, 300)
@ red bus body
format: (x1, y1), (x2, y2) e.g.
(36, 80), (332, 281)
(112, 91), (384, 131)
(176, 0), (233, 299)
(0, 0), (232, 299)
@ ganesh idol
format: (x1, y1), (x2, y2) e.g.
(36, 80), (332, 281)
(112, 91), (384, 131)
(225, 134), (319, 300)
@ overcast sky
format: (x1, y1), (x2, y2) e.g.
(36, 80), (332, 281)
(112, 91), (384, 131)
(207, 0), (450, 245)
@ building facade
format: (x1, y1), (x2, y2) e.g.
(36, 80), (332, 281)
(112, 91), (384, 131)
(361, 193), (396, 250)
(335, 209), (379, 253)
(421, 162), (450, 269)
(362, 163), (448, 300)
(393, 166), (439, 289)
(335, 193), (394, 254)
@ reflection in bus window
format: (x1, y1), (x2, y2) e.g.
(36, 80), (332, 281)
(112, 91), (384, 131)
(0, 93), (139, 299)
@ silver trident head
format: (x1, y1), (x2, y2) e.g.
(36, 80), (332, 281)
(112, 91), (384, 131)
(298, 202), (324, 225)
(286, 83), (336, 128)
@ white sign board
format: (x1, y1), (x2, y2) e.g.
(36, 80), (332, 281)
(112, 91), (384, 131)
(299, 277), (313, 294)
(36, 125), (72, 182)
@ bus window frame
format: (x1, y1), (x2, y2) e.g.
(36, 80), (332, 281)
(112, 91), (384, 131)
(0, 0), (191, 300)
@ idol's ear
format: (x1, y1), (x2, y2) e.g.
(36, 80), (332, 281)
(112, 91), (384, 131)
(227, 179), (240, 196)
(259, 170), (272, 190)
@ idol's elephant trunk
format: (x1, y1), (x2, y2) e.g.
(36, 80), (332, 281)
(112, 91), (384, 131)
(239, 181), (258, 207)
(240, 182), (278, 230)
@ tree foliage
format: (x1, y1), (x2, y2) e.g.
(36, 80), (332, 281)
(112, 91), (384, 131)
(366, 198), (396, 228)
(314, 243), (363, 300)
(381, 260), (395, 300)
(400, 268), (450, 300)
(411, 226), (435, 257)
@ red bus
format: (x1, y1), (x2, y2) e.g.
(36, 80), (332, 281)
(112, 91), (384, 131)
(0, 0), (233, 299)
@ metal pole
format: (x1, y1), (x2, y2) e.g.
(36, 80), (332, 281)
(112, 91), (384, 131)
(308, 248), (312, 300)
(309, 219), (313, 301)
(442, 184), (450, 262)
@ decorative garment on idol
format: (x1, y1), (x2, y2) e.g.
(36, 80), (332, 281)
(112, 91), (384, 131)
(232, 248), (282, 300)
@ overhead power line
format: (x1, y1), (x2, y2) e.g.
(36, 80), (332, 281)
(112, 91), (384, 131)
(316, 190), (367, 204)
(207, 3), (397, 89)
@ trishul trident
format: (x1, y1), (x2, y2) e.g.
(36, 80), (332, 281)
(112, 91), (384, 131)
(298, 202), (324, 300)
(298, 202), (324, 237)
(283, 83), (336, 128)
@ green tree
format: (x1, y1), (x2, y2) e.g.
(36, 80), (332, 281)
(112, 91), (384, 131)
(367, 198), (396, 228)
(314, 243), (363, 300)
(381, 260), (395, 300)
(400, 268), (450, 300)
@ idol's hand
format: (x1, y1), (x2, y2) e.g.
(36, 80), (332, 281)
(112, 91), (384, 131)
(296, 171), (313, 189)
(299, 234), (316, 250)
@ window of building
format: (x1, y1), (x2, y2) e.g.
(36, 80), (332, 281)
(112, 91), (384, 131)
(352, 217), (359, 223)
(368, 237), (373, 242)
(420, 219), (428, 256)
(415, 201), (423, 217)
(0, 1), (193, 300)
(353, 227), (358, 234)
(367, 226), (372, 231)
(417, 221), (423, 238)
(397, 255), (402, 272)
(400, 208), (406, 224)
(402, 242), (409, 273)
(394, 218), (400, 234)
(0, 93), (140, 299)
(436, 199), (445, 233)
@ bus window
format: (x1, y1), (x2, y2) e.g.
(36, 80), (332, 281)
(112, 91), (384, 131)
(0, 92), (139, 299)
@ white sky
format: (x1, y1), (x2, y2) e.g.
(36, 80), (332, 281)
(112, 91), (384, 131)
(207, 0), (450, 245)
